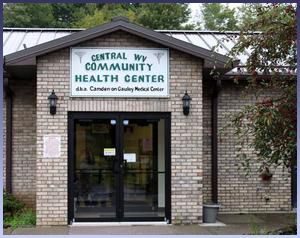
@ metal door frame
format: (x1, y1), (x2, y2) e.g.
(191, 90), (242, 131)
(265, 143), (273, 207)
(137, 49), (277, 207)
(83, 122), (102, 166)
(68, 112), (171, 224)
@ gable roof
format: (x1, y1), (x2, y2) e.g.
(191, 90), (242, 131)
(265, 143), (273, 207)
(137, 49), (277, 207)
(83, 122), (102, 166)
(4, 17), (238, 69)
(3, 27), (247, 62)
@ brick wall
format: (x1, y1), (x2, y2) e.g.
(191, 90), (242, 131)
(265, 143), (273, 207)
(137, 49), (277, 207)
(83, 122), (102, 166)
(202, 80), (291, 212)
(36, 30), (203, 225)
(3, 78), (36, 209)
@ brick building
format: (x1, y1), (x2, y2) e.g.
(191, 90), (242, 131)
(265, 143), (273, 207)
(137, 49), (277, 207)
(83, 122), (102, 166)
(3, 17), (294, 226)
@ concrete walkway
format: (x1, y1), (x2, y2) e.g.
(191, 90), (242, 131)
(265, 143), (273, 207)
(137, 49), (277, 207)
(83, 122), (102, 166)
(9, 213), (296, 235)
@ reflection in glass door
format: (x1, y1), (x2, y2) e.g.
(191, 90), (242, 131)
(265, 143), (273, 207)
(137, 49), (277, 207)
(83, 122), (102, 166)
(122, 119), (165, 219)
(74, 119), (117, 219)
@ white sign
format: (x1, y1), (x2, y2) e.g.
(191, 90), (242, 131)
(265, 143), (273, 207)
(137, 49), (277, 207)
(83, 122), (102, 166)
(43, 135), (61, 158)
(104, 148), (116, 156)
(70, 48), (169, 97)
(124, 153), (136, 163)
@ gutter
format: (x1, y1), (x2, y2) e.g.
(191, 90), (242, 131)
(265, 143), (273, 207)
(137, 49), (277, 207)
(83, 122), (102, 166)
(211, 78), (221, 204)
(4, 76), (13, 193)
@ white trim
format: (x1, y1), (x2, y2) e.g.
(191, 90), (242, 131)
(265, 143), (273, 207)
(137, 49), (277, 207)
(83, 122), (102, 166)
(199, 221), (226, 227)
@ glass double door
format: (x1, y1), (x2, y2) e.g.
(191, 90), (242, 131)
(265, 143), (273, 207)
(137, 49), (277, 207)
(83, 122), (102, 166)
(69, 113), (170, 223)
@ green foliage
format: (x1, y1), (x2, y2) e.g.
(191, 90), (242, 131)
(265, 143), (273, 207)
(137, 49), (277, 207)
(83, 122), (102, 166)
(3, 3), (94, 28)
(229, 4), (296, 71)
(4, 3), (192, 30)
(50, 3), (96, 28)
(224, 4), (297, 173)
(136, 3), (191, 30)
(76, 3), (191, 29)
(226, 86), (296, 174)
(236, 3), (262, 29)
(4, 3), (55, 27)
(3, 191), (25, 215)
(75, 4), (137, 28)
(199, 3), (238, 30)
(4, 209), (36, 230)
(249, 223), (268, 235)
(3, 191), (36, 230)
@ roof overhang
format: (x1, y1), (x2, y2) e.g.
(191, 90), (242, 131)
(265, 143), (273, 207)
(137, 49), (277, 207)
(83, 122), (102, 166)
(4, 17), (238, 71)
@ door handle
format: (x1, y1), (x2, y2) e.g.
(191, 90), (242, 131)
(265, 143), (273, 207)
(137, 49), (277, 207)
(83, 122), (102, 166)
(121, 159), (127, 175)
(123, 159), (127, 168)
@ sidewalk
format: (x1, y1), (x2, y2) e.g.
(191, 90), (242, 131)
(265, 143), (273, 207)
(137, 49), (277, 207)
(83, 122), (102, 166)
(9, 213), (296, 235)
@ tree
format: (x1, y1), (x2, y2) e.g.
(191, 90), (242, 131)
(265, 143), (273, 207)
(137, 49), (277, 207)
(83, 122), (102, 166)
(136, 3), (191, 30)
(3, 3), (94, 28)
(4, 3), (55, 27)
(76, 3), (192, 30)
(4, 3), (192, 30)
(224, 4), (296, 173)
(236, 3), (262, 29)
(51, 3), (96, 28)
(75, 4), (137, 28)
(200, 3), (238, 30)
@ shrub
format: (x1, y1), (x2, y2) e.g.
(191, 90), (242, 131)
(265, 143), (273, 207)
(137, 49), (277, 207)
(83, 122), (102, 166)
(4, 209), (36, 229)
(3, 191), (25, 216)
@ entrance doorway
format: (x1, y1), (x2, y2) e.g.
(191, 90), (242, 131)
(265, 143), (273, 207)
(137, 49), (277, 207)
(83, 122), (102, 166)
(68, 112), (171, 223)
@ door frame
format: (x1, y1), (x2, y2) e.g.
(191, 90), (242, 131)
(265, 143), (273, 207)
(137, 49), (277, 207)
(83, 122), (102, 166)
(68, 112), (171, 224)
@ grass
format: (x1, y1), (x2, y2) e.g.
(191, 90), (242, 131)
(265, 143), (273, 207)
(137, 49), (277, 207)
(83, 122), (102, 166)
(4, 208), (36, 230)
(250, 223), (269, 235)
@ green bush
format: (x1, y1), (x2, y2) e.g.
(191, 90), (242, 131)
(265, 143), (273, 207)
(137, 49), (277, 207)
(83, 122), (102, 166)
(3, 191), (25, 215)
(249, 223), (268, 235)
(4, 209), (36, 229)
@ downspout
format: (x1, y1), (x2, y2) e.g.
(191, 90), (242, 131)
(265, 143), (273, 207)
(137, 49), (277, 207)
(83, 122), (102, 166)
(4, 76), (13, 193)
(211, 78), (221, 204)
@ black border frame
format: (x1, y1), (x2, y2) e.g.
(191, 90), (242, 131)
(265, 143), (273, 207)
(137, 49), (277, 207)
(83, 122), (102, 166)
(68, 112), (171, 224)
